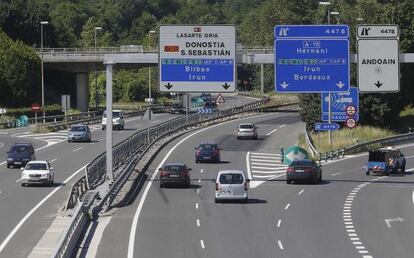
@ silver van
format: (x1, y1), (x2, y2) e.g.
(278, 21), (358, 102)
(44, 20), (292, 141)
(214, 170), (249, 203)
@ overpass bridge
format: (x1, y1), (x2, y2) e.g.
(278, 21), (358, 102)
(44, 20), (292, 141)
(37, 47), (414, 111)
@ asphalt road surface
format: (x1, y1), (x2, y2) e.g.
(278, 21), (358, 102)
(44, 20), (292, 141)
(89, 111), (414, 258)
(0, 94), (256, 258)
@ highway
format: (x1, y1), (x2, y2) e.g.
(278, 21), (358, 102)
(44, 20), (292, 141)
(0, 94), (255, 258)
(84, 111), (414, 258)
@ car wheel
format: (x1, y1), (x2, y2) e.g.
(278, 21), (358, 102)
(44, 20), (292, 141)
(286, 180), (291, 184)
(313, 177), (319, 184)
(215, 198), (219, 203)
(160, 182), (164, 188)
(366, 171), (370, 176)
(237, 136), (240, 140)
(402, 166), (406, 173)
(102, 127), (105, 130)
(319, 175), (322, 183)
(6, 164), (10, 168)
(21, 182), (25, 187)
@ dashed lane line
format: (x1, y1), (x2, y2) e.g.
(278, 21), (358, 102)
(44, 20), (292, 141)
(298, 189), (304, 195)
(278, 240), (284, 250)
(277, 219), (281, 228)
(284, 204), (290, 210)
(73, 147), (84, 152)
(200, 240), (205, 249)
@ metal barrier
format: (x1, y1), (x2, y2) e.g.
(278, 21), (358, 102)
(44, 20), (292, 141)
(55, 98), (302, 258)
(305, 129), (319, 158)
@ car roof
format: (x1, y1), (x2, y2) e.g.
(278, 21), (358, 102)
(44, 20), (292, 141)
(13, 143), (33, 147)
(71, 124), (88, 127)
(26, 160), (48, 164)
(217, 170), (244, 175)
(239, 123), (254, 126)
(164, 163), (186, 166)
(199, 142), (217, 145)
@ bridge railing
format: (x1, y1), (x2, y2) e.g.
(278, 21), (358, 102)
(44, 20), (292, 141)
(35, 47), (274, 55)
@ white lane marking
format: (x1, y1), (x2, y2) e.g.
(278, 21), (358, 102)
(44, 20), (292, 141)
(251, 152), (281, 157)
(200, 240), (205, 249)
(252, 170), (285, 174)
(197, 189), (200, 194)
(331, 172), (342, 176)
(412, 190), (414, 210)
(16, 178), (22, 183)
(198, 178), (201, 183)
(127, 115), (278, 258)
(200, 169), (203, 174)
(196, 219), (200, 227)
(50, 158), (57, 163)
(251, 158), (282, 162)
(266, 128), (278, 136)
(150, 120), (159, 124)
(298, 189), (305, 195)
(279, 124), (287, 128)
(251, 162), (286, 166)
(246, 151), (252, 181)
(350, 237), (360, 241)
(277, 240), (284, 250)
(277, 219), (281, 228)
(253, 174), (280, 179)
(251, 166), (286, 170)
(195, 203), (199, 210)
(73, 147), (84, 152)
(0, 161), (5, 166)
(0, 164), (87, 253)
(284, 204), (290, 210)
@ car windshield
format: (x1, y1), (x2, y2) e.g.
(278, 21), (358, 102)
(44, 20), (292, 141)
(200, 144), (216, 150)
(10, 146), (30, 153)
(219, 173), (244, 184)
(164, 165), (186, 172)
(291, 160), (314, 167)
(70, 126), (86, 132)
(25, 163), (47, 170)
(239, 124), (254, 129)
(369, 151), (386, 162)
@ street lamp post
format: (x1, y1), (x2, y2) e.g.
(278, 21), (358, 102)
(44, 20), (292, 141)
(319, 1), (331, 24)
(94, 26), (102, 109)
(40, 21), (48, 120)
(148, 30), (156, 120)
(330, 11), (340, 24)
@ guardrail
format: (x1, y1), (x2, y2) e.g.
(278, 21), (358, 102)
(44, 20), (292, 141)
(315, 131), (414, 163)
(55, 99), (302, 258)
(305, 129), (319, 158)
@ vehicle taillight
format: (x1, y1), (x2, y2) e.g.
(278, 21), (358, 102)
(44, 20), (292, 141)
(160, 171), (169, 177)
(304, 168), (313, 173)
(196, 150), (201, 155)
(214, 149), (219, 155)
(182, 171), (189, 177)
(216, 183), (219, 191)
(287, 167), (295, 173)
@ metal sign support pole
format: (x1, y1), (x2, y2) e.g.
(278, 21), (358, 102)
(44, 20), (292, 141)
(105, 63), (114, 183)
(328, 93), (332, 147)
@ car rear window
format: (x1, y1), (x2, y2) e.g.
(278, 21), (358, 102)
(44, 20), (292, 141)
(164, 165), (186, 172)
(369, 151), (386, 162)
(239, 124), (254, 129)
(199, 144), (215, 150)
(26, 163), (47, 170)
(103, 112), (121, 118)
(291, 160), (314, 166)
(219, 173), (244, 184)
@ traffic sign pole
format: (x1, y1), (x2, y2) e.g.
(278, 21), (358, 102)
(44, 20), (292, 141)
(328, 93), (332, 147)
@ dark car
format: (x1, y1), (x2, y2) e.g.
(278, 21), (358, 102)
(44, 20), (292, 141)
(286, 159), (322, 184)
(68, 124), (91, 142)
(201, 93), (212, 102)
(159, 163), (191, 188)
(204, 100), (217, 109)
(170, 104), (185, 114)
(195, 143), (221, 163)
(6, 143), (35, 168)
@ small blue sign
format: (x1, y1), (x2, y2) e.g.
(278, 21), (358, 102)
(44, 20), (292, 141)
(321, 87), (359, 122)
(315, 122), (340, 131)
(274, 25), (350, 93)
(275, 25), (349, 38)
(321, 113), (360, 122)
(161, 58), (234, 82)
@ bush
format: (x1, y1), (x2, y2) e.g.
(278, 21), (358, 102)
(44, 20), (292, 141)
(4, 104), (63, 119)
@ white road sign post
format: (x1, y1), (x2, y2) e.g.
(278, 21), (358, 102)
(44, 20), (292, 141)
(159, 25), (236, 93)
(357, 25), (400, 92)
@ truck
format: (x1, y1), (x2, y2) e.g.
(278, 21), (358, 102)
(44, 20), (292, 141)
(366, 147), (406, 176)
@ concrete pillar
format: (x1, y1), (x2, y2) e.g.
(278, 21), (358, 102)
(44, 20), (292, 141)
(76, 73), (89, 112)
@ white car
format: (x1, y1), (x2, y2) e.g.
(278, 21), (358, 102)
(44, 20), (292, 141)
(102, 110), (125, 130)
(236, 123), (258, 140)
(20, 161), (54, 186)
(214, 170), (249, 203)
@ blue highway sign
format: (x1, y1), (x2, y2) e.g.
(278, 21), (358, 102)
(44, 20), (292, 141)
(321, 113), (359, 122)
(321, 87), (359, 122)
(315, 122), (340, 131)
(274, 25), (350, 93)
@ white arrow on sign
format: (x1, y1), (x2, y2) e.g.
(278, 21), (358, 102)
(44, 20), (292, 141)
(336, 81), (345, 89)
(286, 151), (307, 161)
(280, 81), (289, 89)
(385, 217), (404, 228)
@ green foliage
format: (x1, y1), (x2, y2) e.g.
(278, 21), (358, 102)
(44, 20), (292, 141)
(0, 30), (41, 107)
(5, 104), (63, 118)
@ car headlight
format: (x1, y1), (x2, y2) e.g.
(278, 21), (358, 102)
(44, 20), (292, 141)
(41, 174), (49, 178)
